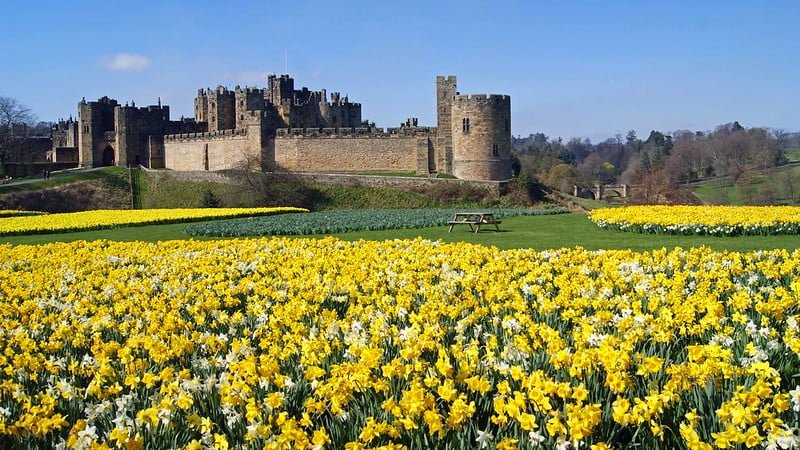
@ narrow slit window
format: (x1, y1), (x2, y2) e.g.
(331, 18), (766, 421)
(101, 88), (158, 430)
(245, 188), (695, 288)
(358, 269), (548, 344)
(462, 118), (470, 132)
(492, 144), (499, 157)
(504, 118), (509, 132)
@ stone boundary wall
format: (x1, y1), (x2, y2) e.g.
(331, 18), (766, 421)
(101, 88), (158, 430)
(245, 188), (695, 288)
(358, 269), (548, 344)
(264, 172), (508, 196)
(140, 168), (235, 184)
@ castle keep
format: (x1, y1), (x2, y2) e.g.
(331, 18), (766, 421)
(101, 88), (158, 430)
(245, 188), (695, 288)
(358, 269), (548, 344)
(54, 75), (512, 181)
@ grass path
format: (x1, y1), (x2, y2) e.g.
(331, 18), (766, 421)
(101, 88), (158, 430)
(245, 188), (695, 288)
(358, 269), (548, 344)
(4, 213), (800, 252)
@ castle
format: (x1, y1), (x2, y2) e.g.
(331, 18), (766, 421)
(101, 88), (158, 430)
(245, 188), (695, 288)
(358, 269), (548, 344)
(50, 75), (512, 181)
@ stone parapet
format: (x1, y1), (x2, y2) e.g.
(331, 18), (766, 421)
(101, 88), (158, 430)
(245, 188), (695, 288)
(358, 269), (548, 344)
(164, 128), (248, 141)
(274, 127), (436, 138)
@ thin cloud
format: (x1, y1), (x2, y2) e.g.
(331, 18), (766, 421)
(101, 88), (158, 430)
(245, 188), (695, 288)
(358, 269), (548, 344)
(102, 53), (150, 72)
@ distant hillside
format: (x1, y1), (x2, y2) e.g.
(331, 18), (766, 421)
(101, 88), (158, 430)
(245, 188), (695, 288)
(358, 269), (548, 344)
(690, 163), (800, 205)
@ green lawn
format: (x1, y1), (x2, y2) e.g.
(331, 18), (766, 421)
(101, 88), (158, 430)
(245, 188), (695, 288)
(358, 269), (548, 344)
(785, 148), (800, 162)
(4, 213), (800, 252)
(0, 167), (129, 193)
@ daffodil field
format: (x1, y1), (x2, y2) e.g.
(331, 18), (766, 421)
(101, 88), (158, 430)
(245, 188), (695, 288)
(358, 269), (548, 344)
(590, 206), (800, 236)
(0, 208), (306, 236)
(0, 210), (44, 218)
(1, 238), (799, 449)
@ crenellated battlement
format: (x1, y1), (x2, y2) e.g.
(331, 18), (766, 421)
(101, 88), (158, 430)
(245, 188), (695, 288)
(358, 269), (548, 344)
(453, 94), (510, 103)
(196, 86), (234, 97)
(164, 128), (248, 141)
(234, 86), (262, 96)
(275, 126), (436, 138)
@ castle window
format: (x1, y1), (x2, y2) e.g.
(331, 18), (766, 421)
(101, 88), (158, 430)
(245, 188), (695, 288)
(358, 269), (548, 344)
(462, 118), (470, 132)
(505, 119), (509, 132)
(492, 144), (499, 157)
(240, 115), (244, 121)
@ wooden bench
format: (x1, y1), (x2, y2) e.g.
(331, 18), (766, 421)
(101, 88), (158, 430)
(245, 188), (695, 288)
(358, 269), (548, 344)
(447, 212), (501, 233)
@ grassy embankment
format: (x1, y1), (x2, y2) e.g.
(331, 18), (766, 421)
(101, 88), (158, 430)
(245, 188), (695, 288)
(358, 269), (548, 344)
(0, 167), (132, 211)
(140, 170), (525, 210)
(0, 167), (129, 193)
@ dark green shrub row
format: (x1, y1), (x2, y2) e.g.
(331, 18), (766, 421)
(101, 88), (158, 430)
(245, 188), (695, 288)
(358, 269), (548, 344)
(185, 208), (567, 237)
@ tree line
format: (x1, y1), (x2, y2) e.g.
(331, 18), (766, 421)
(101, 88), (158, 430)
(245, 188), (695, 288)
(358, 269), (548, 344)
(514, 122), (800, 204)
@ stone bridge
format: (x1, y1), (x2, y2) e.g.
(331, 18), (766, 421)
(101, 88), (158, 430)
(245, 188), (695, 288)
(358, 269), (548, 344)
(574, 184), (638, 201)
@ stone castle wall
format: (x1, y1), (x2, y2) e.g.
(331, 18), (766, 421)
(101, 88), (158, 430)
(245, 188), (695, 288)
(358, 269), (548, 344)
(163, 127), (433, 174)
(273, 134), (426, 173)
(164, 127), (261, 171)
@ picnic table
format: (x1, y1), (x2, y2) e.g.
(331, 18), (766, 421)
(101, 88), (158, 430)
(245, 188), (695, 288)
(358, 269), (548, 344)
(447, 212), (501, 233)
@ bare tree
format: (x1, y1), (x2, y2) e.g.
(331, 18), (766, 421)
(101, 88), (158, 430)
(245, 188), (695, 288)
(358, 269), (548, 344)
(0, 96), (36, 136)
(781, 169), (800, 204)
(0, 97), (38, 165)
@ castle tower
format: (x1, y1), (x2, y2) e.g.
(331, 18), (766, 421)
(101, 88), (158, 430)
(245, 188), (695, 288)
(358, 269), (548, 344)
(450, 94), (512, 181)
(235, 86), (265, 128)
(436, 75), (457, 174)
(267, 74), (294, 104)
(194, 90), (208, 123)
(266, 75), (297, 127)
(77, 96), (118, 167)
(115, 103), (170, 167)
(195, 87), (235, 131)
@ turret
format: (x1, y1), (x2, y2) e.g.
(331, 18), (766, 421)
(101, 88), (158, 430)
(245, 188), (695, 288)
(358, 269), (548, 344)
(450, 94), (512, 181)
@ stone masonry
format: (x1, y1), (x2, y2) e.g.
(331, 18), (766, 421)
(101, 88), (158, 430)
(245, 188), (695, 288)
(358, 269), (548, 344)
(58, 74), (513, 181)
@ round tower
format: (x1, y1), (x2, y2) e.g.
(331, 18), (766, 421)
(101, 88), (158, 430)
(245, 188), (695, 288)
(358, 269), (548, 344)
(450, 94), (512, 181)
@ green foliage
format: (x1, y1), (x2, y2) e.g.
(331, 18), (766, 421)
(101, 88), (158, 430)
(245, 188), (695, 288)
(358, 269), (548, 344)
(130, 168), (143, 209)
(140, 176), (235, 209)
(201, 189), (221, 208)
(544, 164), (577, 193)
(785, 148), (800, 162)
(184, 208), (566, 237)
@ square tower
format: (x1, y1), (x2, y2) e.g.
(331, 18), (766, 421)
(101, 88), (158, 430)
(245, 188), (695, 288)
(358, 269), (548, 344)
(436, 75), (457, 174)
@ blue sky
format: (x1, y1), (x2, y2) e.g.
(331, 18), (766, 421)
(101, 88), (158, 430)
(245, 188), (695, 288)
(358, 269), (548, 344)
(1, 0), (797, 141)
